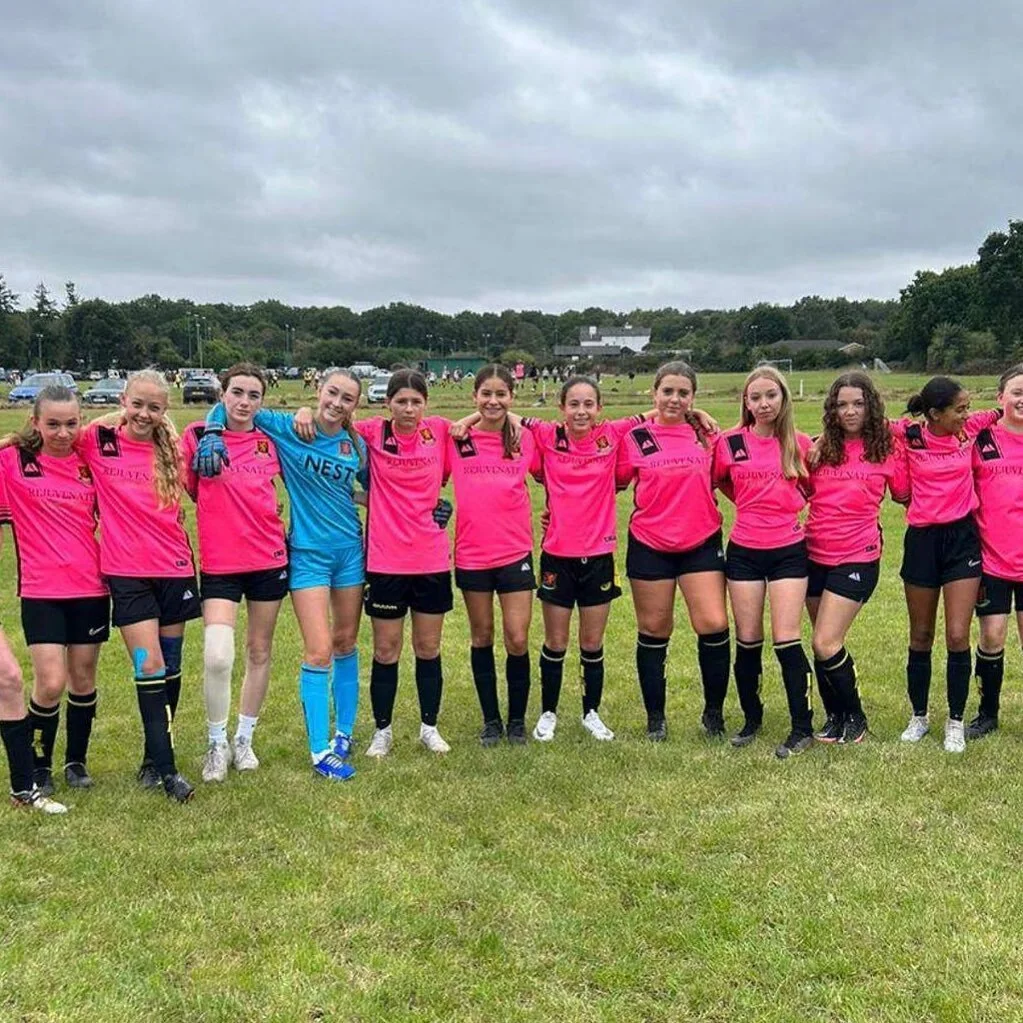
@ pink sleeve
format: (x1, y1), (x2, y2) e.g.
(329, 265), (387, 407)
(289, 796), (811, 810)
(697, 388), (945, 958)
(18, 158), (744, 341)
(181, 427), (199, 501)
(965, 408), (1001, 438)
(889, 440), (911, 504)
(609, 415), (645, 440)
(522, 418), (556, 446)
(615, 436), (636, 490)
(0, 461), (9, 523)
(357, 417), (381, 447)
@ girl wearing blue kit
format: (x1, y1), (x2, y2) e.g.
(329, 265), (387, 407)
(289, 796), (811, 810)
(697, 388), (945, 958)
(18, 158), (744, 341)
(194, 368), (367, 781)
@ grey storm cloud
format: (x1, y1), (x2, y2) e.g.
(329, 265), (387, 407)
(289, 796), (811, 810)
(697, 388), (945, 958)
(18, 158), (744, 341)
(1, 0), (1019, 312)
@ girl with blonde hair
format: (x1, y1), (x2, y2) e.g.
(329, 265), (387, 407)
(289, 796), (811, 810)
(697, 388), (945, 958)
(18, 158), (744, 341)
(712, 366), (814, 759)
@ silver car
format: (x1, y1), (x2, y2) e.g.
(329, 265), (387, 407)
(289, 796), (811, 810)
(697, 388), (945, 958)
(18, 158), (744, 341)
(366, 374), (391, 404)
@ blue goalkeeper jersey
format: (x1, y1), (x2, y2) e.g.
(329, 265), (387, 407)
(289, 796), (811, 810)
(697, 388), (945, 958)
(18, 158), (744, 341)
(207, 405), (366, 552)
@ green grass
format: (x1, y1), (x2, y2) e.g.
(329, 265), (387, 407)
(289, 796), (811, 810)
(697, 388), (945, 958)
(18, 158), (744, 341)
(2, 372), (1021, 1022)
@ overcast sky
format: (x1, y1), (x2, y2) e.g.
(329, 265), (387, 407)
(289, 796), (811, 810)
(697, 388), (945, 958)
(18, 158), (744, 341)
(1, 1), (1019, 313)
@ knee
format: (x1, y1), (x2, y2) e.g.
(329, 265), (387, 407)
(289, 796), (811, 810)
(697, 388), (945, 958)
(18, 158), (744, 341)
(811, 635), (842, 661)
(503, 629), (529, 657)
(35, 674), (67, 704)
(470, 624), (495, 648)
(0, 655), (23, 694)
(374, 639), (402, 665)
(331, 632), (357, 659)
(246, 640), (272, 669)
(412, 638), (441, 660)
(303, 644), (332, 669)
(909, 627), (935, 651)
(946, 627), (972, 652)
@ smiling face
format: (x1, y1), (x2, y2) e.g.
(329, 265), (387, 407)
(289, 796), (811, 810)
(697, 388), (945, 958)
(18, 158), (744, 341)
(744, 375), (784, 427)
(652, 373), (695, 424)
(999, 374), (1023, 427)
(317, 373), (361, 428)
(560, 382), (601, 435)
(120, 379), (169, 441)
(222, 374), (264, 429)
(386, 386), (427, 432)
(929, 390), (970, 435)
(835, 386), (866, 438)
(33, 399), (81, 455)
(474, 375), (513, 426)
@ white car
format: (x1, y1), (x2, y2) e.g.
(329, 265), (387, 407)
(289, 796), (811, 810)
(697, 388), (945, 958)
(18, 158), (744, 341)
(366, 374), (391, 404)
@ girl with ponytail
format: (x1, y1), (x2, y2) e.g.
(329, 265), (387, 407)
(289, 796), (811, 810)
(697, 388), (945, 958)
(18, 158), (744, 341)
(76, 368), (199, 802)
(193, 367), (367, 781)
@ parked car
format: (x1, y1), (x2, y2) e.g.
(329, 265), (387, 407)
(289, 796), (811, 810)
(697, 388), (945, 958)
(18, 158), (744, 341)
(366, 373), (391, 404)
(8, 372), (76, 405)
(82, 377), (127, 406)
(182, 372), (222, 405)
(284, 366), (300, 379)
(88, 370), (103, 381)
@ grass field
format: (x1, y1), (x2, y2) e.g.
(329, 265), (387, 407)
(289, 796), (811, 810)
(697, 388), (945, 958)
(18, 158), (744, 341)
(3, 370), (1023, 1022)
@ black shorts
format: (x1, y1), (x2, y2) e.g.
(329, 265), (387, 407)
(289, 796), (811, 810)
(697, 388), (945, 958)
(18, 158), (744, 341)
(364, 571), (453, 619)
(201, 567), (290, 604)
(900, 516), (981, 589)
(21, 596), (111, 646)
(807, 559), (881, 604)
(626, 530), (725, 581)
(726, 540), (808, 582)
(537, 551), (622, 609)
(107, 576), (203, 628)
(455, 554), (536, 594)
(976, 574), (1023, 617)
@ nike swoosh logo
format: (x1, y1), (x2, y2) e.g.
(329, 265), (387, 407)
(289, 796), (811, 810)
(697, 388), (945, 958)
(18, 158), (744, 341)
(88, 626), (104, 636)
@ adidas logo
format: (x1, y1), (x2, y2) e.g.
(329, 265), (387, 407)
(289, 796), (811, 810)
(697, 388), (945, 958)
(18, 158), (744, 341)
(520, 562), (531, 572)
(279, 571), (287, 579)
(182, 589), (194, 601)
(848, 572), (861, 582)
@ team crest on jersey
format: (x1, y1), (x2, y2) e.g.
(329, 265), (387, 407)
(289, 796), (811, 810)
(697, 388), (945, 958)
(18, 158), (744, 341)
(338, 440), (352, 457)
(631, 427), (660, 457)
(255, 438), (270, 456)
(77, 465), (93, 482)
(595, 435), (610, 451)
(419, 427), (435, 446)
(728, 434), (750, 461)
(975, 428), (1001, 461)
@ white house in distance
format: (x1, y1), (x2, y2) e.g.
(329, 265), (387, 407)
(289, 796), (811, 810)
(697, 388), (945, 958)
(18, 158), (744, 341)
(578, 324), (651, 353)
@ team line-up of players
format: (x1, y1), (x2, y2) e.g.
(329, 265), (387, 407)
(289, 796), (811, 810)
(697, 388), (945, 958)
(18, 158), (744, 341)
(2, 358), (1023, 812)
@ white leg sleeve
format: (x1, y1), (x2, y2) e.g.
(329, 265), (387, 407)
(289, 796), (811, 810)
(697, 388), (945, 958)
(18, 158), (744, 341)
(203, 624), (236, 726)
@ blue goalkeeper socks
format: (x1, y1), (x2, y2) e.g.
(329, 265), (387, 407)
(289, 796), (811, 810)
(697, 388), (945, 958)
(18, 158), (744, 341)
(299, 663), (330, 760)
(332, 650), (359, 738)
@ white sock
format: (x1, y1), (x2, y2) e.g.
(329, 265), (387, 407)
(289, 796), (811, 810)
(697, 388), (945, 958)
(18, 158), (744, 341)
(208, 719), (228, 744)
(203, 623), (235, 729)
(235, 714), (258, 744)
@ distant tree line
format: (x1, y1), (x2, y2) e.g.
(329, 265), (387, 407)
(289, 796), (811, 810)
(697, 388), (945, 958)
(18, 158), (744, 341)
(1, 220), (1021, 374)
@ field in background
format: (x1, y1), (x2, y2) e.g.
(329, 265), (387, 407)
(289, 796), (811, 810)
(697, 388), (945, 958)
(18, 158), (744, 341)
(3, 371), (1022, 1022)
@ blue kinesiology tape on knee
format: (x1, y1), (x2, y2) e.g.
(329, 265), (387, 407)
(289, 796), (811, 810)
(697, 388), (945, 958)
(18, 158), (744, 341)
(133, 647), (166, 681)
(159, 635), (184, 677)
